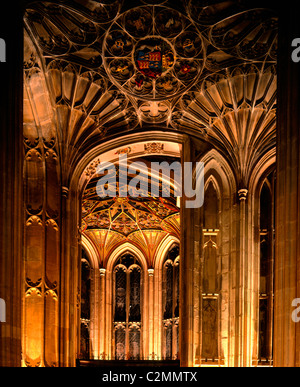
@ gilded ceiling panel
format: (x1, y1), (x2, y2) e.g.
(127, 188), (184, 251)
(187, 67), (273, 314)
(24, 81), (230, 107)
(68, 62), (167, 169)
(23, 0), (277, 263)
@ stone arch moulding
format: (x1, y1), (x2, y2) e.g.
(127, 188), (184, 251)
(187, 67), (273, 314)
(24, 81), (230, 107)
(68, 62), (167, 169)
(248, 148), (276, 197)
(153, 235), (180, 359)
(154, 235), (180, 273)
(76, 131), (186, 195)
(106, 243), (148, 360)
(106, 243), (148, 274)
(81, 234), (99, 270)
(191, 148), (237, 366)
(198, 148), (237, 201)
(66, 131), (186, 366)
(247, 149), (276, 367)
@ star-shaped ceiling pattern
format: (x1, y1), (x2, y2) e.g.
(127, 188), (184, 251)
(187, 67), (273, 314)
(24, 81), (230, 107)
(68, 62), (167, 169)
(24, 0), (278, 187)
(81, 174), (180, 266)
(23, 0), (278, 264)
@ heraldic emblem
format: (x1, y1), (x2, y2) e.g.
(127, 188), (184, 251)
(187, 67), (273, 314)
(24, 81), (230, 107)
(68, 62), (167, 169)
(136, 38), (175, 79)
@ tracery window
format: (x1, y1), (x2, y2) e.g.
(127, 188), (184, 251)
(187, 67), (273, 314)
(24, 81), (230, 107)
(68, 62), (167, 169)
(162, 244), (180, 360)
(113, 254), (142, 360)
(202, 181), (220, 364)
(80, 249), (91, 359)
(258, 172), (275, 366)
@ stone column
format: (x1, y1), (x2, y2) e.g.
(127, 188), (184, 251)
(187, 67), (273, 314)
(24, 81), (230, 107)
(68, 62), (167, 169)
(148, 269), (154, 359)
(89, 267), (99, 359)
(22, 51), (62, 367)
(99, 268), (106, 358)
(180, 136), (202, 367)
(105, 267), (113, 359)
(153, 266), (162, 359)
(236, 189), (250, 367)
(0, 4), (23, 367)
(274, 5), (300, 367)
(59, 185), (81, 367)
(59, 187), (72, 367)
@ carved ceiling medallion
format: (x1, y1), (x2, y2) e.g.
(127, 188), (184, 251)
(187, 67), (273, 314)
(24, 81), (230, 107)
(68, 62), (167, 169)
(23, 0), (278, 267)
(103, 5), (204, 101)
(24, 0), (278, 186)
(135, 37), (175, 79)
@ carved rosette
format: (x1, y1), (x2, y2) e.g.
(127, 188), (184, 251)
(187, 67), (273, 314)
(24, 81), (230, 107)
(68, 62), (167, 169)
(103, 5), (204, 101)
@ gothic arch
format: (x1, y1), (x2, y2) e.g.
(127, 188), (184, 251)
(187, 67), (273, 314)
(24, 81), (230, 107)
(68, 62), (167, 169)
(106, 243), (147, 274)
(19, 0), (280, 368)
(69, 132), (183, 362)
(154, 235), (180, 272)
(153, 235), (180, 359)
(199, 148), (237, 200)
(248, 148), (276, 197)
(105, 243), (148, 359)
(196, 149), (236, 366)
(75, 131), (185, 195)
(248, 152), (276, 366)
(81, 234), (99, 270)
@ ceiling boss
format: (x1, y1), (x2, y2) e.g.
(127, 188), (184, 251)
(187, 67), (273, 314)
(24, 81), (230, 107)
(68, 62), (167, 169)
(103, 5), (204, 101)
(136, 38), (175, 79)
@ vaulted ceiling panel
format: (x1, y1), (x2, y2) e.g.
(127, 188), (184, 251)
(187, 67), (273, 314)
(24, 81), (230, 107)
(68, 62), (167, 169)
(23, 0), (278, 262)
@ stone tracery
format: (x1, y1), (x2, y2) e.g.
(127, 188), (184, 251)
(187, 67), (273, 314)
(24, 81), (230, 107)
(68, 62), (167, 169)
(21, 0), (280, 367)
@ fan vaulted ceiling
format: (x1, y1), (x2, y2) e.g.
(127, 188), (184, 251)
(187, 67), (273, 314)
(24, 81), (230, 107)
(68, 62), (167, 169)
(82, 172), (180, 267)
(23, 0), (278, 265)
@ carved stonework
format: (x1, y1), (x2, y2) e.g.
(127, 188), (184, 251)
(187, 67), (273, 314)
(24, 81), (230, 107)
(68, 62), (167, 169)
(19, 0), (281, 369)
(24, 1), (277, 186)
(84, 158), (101, 178)
(144, 142), (164, 154)
(238, 189), (249, 201)
(61, 187), (69, 198)
(115, 147), (132, 155)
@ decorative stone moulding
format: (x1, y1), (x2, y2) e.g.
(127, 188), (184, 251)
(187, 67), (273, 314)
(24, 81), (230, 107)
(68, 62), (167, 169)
(61, 186), (69, 198)
(102, 5), (204, 101)
(148, 268), (154, 276)
(238, 189), (248, 201)
(99, 268), (106, 277)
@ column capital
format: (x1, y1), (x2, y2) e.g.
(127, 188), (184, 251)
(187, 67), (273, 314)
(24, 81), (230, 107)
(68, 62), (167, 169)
(61, 186), (69, 198)
(148, 268), (154, 277)
(238, 189), (248, 201)
(99, 268), (106, 277)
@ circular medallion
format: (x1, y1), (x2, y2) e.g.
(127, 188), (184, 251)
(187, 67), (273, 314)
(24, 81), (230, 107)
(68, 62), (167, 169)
(103, 6), (204, 101)
(135, 37), (175, 79)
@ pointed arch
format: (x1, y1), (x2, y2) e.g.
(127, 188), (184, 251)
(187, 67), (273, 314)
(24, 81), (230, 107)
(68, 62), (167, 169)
(252, 168), (276, 366)
(198, 148), (237, 200)
(204, 175), (221, 202)
(191, 148), (237, 366)
(153, 235), (180, 273)
(105, 242), (148, 360)
(81, 234), (99, 270)
(152, 235), (180, 361)
(106, 242), (147, 274)
(248, 148), (276, 196)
